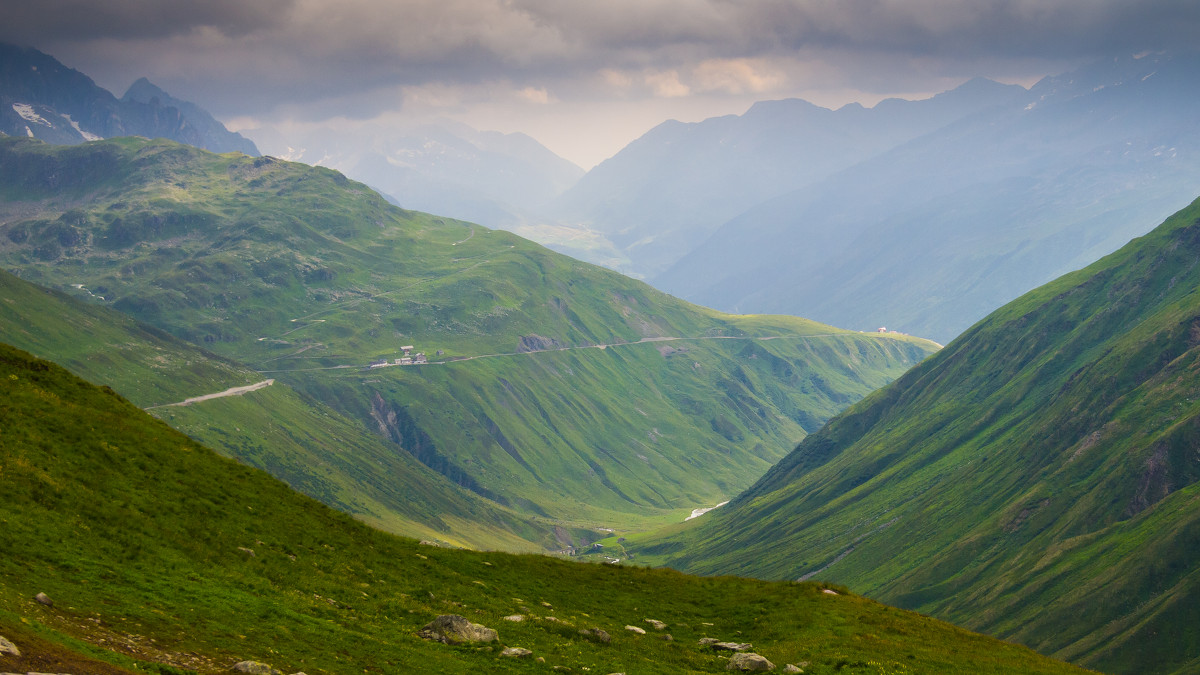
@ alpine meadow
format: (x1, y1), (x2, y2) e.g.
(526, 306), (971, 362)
(4, 15), (1200, 675)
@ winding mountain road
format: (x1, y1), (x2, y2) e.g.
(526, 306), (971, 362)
(145, 379), (275, 410)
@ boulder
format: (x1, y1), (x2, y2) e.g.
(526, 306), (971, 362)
(579, 628), (611, 643)
(784, 665), (804, 673)
(698, 637), (720, 646)
(727, 652), (775, 671)
(500, 647), (533, 658)
(0, 635), (20, 656)
(713, 642), (753, 652)
(418, 614), (497, 644)
(34, 592), (53, 607)
(644, 618), (667, 630)
(232, 661), (283, 675)
(502, 614), (525, 622)
(624, 625), (646, 635)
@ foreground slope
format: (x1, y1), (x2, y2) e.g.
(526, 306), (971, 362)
(0, 342), (1092, 674)
(0, 268), (549, 551)
(0, 135), (935, 533)
(641, 195), (1200, 674)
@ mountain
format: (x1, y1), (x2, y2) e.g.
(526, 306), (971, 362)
(546, 77), (1028, 278)
(656, 51), (1200, 342)
(0, 267), (551, 551)
(636, 195), (1200, 674)
(246, 118), (582, 231)
(0, 135), (936, 541)
(0, 341), (1091, 674)
(0, 43), (257, 154)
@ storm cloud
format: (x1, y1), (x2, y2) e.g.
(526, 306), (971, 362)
(4, 0), (1196, 165)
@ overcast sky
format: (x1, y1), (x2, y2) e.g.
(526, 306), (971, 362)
(5, 0), (1198, 168)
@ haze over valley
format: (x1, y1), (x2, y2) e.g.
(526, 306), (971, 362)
(3, 3), (1200, 673)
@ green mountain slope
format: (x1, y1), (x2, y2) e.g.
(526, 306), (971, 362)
(638, 196), (1200, 674)
(0, 342), (1092, 674)
(0, 135), (936, 534)
(0, 268), (552, 551)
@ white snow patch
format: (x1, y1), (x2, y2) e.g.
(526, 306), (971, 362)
(13, 103), (51, 127)
(61, 113), (102, 141)
(686, 501), (729, 521)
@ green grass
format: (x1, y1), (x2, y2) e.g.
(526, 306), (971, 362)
(0, 135), (936, 533)
(0, 268), (551, 551)
(0, 342), (1092, 674)
(635, 196), (1200, 674)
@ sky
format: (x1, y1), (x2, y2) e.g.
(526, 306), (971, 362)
(4, 0), (1199, 169)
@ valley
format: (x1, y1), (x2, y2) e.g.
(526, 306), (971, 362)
(634, 195), (1200, 674)
(5, 34), (1200, 675)
(0, 135), (935, 544)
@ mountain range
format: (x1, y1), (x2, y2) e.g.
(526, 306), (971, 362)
(0, 42), (257, 155)
(656, 51), (1200, 342)
(0, 134), (935, 547)
(635, 194), (1200, 674)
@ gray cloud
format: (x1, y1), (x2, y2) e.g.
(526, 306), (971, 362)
(5, 0), (1198, 161)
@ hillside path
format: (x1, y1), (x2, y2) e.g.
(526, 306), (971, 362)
(145, 380), (275, 409)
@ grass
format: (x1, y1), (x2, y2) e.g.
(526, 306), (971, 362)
(634, 195), (1200, 674)
(0, 342), (1092, 674)
(0, 135), (936, 535)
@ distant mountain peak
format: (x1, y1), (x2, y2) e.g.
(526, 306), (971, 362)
(0, 43), (257, 155)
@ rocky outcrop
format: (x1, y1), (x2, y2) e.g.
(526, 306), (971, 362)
(501, 647), (533, 658)
(232, 660), (282, 675)
(517, 334), (563, 353)
(0, 634), (20, 656)
(727, 652), (775, 671)
(417, 614), (498, 644)
(579, 628), (611, 643)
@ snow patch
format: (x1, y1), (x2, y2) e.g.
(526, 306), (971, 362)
(61, 113), (102, 141)
(13, 103), (51, 127)
(686, 501), (729, 521)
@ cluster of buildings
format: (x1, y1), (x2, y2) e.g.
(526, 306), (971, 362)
(367, 345), (428, 369)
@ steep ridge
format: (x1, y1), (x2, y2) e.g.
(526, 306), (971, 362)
(0, 268), (550, 551)
(547, 77), (1027, 277)
(0, 342), (1090, 674)
(0, 43), (257, 154)
(639, 195), (1200, 674)
(0, 135), (936, 535)
(658, 51), (1200, 342)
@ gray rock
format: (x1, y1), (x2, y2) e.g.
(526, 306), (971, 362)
(34, 592), (53, 607)
(579, 628), (611, 643)
(644, 618), (667, 630)
(727, 652), (776, 671)
(0, 635), (19, 656)
(417, 614), (498, 644)
(502, 614), (525, 622)
(659, 633), (674, 641)
(624, 625), (646, 634)
(784, 665), (804, 673)
(501, 647), (533, 658)
(232, 661), (283, 675)
(713, 641), (753, 652)
(699, 637), (720, 645)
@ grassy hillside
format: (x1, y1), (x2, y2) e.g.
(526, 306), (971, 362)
(0, 268), (552, 551)
(637, 196), (1200, 673)
(0, 342), (1092, 674)
(0, 135), (936, 534)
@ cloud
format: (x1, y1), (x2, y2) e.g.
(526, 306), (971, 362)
(6, 0), (1199, 164)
